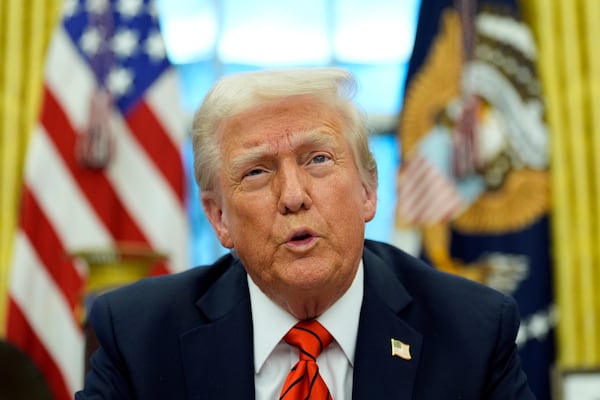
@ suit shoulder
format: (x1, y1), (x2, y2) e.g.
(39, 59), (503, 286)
(364, 239), (517, 316)
(93, 253), (236, 314)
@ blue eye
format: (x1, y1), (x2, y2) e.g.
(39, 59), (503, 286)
(246, 168), (265, 177)
(311, 154), (330, 164)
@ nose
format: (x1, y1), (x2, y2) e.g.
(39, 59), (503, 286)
(277, 161), (312, 214)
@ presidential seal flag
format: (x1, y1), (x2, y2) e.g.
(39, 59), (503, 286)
(394, 0), (555, 398)
(5, 1), (188, 399)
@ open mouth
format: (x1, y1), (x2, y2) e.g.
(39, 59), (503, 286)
(291, 232), (312, 242)
(286, 229), (316, 246)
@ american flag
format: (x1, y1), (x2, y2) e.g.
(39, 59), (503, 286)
(5, 0), (188, 398)
(396, 152), (464, 224)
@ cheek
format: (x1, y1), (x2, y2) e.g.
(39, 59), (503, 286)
(327, 175), (368, 209)
(224, 193), (275, 242)
(318, 183), (367, 230)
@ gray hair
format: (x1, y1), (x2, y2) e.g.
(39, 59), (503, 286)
(191, 67), (378, 193)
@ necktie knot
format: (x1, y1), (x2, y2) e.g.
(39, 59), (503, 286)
(284, 320), (333, 361)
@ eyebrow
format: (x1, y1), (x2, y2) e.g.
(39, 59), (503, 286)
(289, 130), (338, 150)
(229, 130), (339, 174)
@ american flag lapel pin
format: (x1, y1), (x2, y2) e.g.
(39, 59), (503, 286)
(391, 338), (412, 360)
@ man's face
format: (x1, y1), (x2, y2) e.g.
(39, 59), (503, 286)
(202, 95), (377, 319)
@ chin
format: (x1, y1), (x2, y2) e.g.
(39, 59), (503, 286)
(280, 262), (333, 288)
(284, 274), (341, 303)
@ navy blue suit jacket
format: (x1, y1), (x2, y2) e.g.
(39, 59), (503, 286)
(75, 240), (535, 399)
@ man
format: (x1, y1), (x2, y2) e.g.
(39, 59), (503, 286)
(76, 68), (535, 399)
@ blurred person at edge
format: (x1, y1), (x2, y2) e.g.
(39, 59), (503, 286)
(75, 68), (535, 400)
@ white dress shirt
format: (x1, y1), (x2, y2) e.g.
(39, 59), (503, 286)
(248, 261), (364, 400)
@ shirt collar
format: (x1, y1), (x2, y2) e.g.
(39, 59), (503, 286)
(248, 260), (364, 373)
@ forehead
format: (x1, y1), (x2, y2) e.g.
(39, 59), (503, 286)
(217, 95), (344, 145)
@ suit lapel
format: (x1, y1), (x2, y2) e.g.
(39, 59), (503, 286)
(179, 260), (255, 400)
(352, 246), (423, 400)
(177, 246), (424, 399)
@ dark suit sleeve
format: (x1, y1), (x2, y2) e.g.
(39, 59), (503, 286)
(486, 295), (536, 400)
(74, 295), (133, 399)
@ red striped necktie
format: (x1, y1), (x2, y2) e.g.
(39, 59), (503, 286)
(279, 320), (334, 400)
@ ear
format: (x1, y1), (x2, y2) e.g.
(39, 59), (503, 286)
(201, 191), (234, 249)
(362, 182), (377, 223)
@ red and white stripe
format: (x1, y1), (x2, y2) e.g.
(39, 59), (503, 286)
(397, 153), (464, 224)
(6, 22), (188, 400)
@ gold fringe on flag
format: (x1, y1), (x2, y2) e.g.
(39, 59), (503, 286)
(0, 0), (62, 336)
(522, 0), (600, 368)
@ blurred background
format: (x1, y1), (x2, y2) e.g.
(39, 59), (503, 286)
(0, 0), (598, 399)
